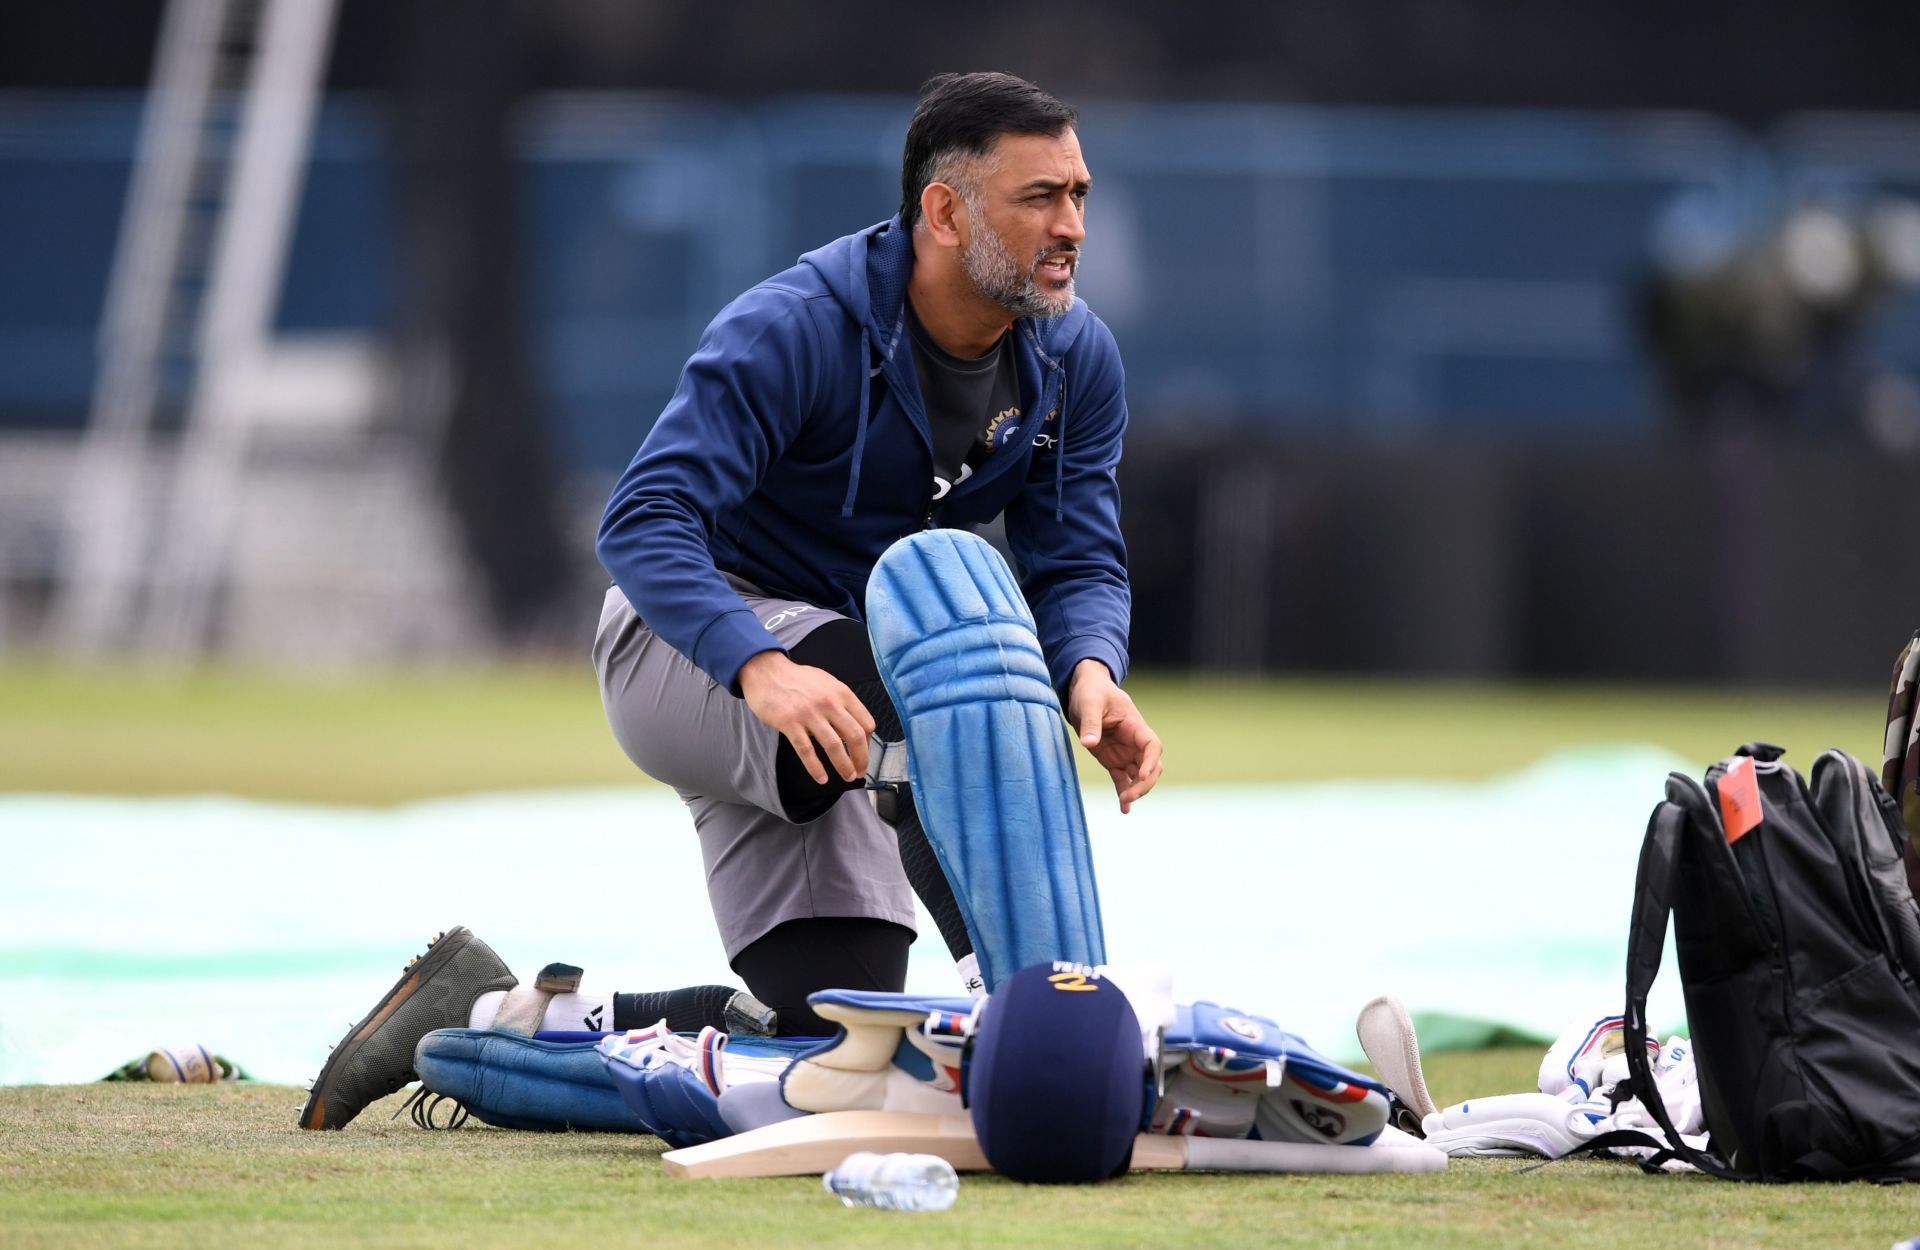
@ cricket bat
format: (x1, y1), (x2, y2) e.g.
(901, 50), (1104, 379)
(659, 1111), (1446, 1178)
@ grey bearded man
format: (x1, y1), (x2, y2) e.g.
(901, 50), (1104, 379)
(299, 72), (1161, 1130)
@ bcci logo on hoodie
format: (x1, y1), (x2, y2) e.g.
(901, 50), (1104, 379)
(983, 405), (1022, 451)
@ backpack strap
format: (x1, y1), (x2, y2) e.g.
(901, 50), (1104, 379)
(1811, 748), (1920, 982)
(1883, 629), (1920, 894)
(1544, 1127), (1676, 1171)
(1623, 787), (1745, 1180)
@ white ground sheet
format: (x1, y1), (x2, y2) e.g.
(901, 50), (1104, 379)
(0, 746), (1690, 1085)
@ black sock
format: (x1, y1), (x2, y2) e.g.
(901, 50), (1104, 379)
(890, 790), (974, 962)
(731, 916), (913, 1036)
(611, 985), (744, 1032)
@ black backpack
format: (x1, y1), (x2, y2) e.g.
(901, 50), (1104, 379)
(1622, 742), (1920, 1180)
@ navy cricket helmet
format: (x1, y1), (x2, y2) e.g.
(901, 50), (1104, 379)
(965, 962), (1152, 1183)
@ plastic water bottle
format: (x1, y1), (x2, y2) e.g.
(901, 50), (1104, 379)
(821, 1152), (959, 1211)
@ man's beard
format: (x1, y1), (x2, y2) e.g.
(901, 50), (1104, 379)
(960, 207), (1077, 319)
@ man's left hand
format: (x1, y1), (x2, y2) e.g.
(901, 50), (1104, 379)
(1064, 659), (1163, 814)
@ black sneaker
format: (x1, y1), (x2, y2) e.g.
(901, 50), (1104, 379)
(298, 927), (517, 1130)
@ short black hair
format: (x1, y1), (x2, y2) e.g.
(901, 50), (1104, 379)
(900, 72), (1077, 225)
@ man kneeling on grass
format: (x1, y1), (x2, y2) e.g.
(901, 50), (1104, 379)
(299, 71), (1160, 1129)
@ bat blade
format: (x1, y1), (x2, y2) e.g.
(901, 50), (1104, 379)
(661, 1111), (1446, 1178)
(661, 1112), (987, 1179)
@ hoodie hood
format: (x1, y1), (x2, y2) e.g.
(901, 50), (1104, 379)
(801, 216), (1092, 519)
(799, 215), (1092, 366)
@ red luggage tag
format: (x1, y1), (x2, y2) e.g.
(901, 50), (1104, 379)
(1719, 755), (1763, 844)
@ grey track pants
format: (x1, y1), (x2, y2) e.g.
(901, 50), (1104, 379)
(592, 584), (916, 961)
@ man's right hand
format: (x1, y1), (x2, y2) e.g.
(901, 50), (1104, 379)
(738, 649), (875, 785)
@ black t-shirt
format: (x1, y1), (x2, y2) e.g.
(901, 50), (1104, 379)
(904, 297), (1020, 500)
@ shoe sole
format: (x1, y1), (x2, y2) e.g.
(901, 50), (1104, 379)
(299, 927), (485, 1130)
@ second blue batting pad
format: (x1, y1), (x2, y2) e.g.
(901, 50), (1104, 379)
(866, 529), (1106, 988)
(413, 1028), (648, 1133)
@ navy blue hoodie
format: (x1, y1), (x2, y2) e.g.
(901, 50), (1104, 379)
(596, 214), (1131, 697)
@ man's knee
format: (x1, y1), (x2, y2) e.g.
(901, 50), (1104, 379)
(774, 619), (902, 820)
(787, 619), (900, 736)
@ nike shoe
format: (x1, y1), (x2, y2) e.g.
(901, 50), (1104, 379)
(298, 927), (517, 1130)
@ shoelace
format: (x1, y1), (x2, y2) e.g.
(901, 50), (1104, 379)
(394, 1085), (471, 1131)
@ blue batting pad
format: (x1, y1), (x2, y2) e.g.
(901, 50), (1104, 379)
(606, 1055), (731, 1147)
(413, 1028), (649, 1133)
(867, 529), (1106, 988)
(717, 1081), (811, 1137)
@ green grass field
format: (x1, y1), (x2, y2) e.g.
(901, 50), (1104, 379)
(5, 1049), (1918, 1250)
(0, 661), (1888, 800)
(1, 662), (1909, 1247)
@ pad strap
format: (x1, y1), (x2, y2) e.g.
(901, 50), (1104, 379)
(492, 961), (583, 1037)
(867, 736), (910, 787)
(1623, 788), (1743, 1179)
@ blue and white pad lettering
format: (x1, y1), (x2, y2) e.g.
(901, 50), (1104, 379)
(413, 1028), (649, 1133)
(1155, 1003), (1391, 1146)
(866, 529), (1106, 988)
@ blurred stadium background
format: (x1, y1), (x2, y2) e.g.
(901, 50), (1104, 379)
(2, 0), (1916, 683)
(3, 0), (1919, 1091)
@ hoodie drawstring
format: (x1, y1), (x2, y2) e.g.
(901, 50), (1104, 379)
(840, 326), (871, 518)
(1051, 366), (1068, 521)
(846, 320), (1069, 521)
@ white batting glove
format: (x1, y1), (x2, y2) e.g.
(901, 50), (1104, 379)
(1537, 1012), (1660, 1096)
